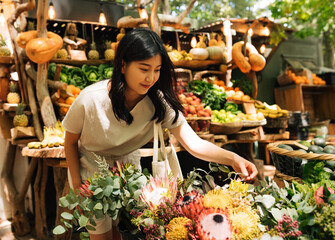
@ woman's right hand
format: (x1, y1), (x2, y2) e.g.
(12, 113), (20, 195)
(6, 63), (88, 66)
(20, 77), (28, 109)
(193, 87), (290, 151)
(231, 155), (258, 181)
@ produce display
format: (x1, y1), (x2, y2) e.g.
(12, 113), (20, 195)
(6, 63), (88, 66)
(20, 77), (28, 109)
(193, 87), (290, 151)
(47, 63), (113, 89)
(273, 138), (335, 182)
(27, 121), (65, 149)
(255, 101), (289, 118)
(88, 42), (99, 60)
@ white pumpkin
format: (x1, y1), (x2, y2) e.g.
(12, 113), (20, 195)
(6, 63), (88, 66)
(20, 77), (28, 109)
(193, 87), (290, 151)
(206, 46), (224, 60)
(189, 48), (208, 60)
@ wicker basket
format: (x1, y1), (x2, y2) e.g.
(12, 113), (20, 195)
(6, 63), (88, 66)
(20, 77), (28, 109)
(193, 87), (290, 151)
(193, 70), (226, 82)
(267, 140), (335, 178)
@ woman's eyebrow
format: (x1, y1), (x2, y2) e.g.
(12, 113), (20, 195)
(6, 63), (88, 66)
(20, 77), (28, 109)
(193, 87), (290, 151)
(139, 63), (161, 68)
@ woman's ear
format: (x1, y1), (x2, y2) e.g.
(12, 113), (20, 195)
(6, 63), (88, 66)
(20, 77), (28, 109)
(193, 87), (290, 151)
(121, 60), (126, 74)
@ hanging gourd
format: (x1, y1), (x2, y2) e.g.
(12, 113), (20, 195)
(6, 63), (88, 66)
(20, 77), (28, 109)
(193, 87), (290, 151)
(16, 30), (63, 64)
(232, 41), (266, 73)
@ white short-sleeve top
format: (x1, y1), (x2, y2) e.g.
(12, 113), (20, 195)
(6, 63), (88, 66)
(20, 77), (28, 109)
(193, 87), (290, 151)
(62, 80), (186, 158)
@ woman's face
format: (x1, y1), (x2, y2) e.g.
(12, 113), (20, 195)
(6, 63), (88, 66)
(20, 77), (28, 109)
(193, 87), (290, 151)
(122, 53), (162, 98)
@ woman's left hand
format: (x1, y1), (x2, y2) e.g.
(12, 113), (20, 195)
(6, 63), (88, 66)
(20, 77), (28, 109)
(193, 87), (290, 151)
(231, 155), (258, 181)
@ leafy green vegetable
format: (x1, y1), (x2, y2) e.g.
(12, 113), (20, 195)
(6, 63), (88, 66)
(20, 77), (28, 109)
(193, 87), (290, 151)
(187, 80), (227, 110)
(302, 161), (331, 185)
(82, 65), (102, 84)
(98, 64), (114, 79)
(68, 67), (87, 89)
(231, 78), (253, 96)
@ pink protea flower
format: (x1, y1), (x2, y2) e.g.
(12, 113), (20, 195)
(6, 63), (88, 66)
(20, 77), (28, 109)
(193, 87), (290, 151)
(140, 175), (178, 210)
(79, 180), (93, 197)
(176, 190), (204, 219)
(196, 207), (232, 240)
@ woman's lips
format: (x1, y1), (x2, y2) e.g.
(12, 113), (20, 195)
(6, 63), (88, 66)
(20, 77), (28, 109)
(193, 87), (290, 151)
(141, 84), (151, 89)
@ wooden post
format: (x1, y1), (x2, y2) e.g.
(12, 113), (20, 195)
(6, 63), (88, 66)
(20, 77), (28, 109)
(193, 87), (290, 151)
(36, 0), (57, 128)
(27, 76), (43, 141)
(0, 141), (32, 236)
(7, 0), (36, 104)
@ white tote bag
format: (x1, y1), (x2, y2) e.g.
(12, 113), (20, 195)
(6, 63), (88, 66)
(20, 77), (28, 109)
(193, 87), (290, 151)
(152, 122), (184, 180)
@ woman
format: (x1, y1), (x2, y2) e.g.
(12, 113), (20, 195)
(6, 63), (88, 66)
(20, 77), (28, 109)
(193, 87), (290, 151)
(62, 28), (258, 240)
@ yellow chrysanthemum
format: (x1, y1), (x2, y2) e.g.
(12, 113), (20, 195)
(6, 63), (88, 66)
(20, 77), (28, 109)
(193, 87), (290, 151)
(203, 189), (233, 209)
(166, 217), (192, 240)
(229, 180), (249, 196)
(230, 210), (261, 240)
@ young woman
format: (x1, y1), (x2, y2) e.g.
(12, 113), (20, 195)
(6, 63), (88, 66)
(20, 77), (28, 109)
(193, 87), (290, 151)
(62, 28), (258, 240)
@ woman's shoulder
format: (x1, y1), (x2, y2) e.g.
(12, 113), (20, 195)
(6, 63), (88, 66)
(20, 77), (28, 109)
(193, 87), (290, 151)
(75, 80), (109, 102)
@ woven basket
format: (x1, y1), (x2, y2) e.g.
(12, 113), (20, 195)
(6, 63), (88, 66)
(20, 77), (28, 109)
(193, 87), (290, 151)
(193, 70), (226, 82)
(267, 140), (335, 178)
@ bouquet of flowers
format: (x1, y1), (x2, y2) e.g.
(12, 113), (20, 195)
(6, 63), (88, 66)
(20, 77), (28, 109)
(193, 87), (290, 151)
(53, 156), (335, 240)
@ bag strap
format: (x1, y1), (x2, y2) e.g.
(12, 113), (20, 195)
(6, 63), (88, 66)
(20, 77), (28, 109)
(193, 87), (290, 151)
(153, 121), (159, 163)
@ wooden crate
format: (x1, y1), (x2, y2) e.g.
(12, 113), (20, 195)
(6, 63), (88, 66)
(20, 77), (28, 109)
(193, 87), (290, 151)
(275, 84), (335, 121)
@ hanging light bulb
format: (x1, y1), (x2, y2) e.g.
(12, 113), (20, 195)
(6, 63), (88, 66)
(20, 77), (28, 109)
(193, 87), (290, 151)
(190, 36), (197, 48)
(260, 44), (266, 54)
(138, 5), (148, 20)
(99, 8), (107, 25)
(248, 28), (253, 37)
(0, 8), (5, 26)
(48, 1), (56, 20)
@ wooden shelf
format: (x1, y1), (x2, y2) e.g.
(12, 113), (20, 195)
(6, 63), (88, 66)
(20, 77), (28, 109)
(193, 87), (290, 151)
(50, 58), (114, 66)
(3, 103), (18, 112)
(0, 56), (14, 64)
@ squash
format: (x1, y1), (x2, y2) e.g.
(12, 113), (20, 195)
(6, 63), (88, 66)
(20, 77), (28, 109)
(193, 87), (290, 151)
(232, 41), (251, 73)
(24, 32), (63, 64)
(16, 31), (38, 48)
(232, 41), (266, 73)
(246, 43), (266, 71)
(206, 46), (224, 60)
(189, 48), (208, 60)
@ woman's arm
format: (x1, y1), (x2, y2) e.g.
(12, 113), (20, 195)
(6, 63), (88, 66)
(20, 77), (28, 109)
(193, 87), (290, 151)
(169, 122), (258, 180)
(64, 131), (82, 190)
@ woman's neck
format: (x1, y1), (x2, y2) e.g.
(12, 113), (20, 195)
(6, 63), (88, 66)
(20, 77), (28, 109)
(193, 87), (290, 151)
(125, 90), (145, 111)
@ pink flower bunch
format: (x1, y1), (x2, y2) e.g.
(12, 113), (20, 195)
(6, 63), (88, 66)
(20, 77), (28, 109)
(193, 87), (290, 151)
(274, 214), (302, 238)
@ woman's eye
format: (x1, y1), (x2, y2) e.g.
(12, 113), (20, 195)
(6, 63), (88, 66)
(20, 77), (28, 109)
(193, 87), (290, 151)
(140, 69), (148, 72)
(155, 69), (161, 73)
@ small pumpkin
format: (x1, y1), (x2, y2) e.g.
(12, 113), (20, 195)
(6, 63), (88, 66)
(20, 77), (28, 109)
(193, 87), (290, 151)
(206, 46), (224, 61)
(189, 48), (208, 60)
(246, 44), (266, 71)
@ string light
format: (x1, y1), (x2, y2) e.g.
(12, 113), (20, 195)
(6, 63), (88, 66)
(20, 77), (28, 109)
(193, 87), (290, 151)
(99, 5), (106, 25)
(248, 27), (253, 37)
(190, 36), (197, 48)
(0, 7), (5, 26)
(48, 1), (56, 20)
(138, 5), (148, 20)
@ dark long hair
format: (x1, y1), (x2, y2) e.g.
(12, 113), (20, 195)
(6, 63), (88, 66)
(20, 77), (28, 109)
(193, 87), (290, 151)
(110, 28), (184, 125)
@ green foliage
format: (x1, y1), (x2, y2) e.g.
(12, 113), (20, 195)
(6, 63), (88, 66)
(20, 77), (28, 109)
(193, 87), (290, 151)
(187, 80), (227, 110)
(53, 159), (149, 240)
(269, 0), (335, 43)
